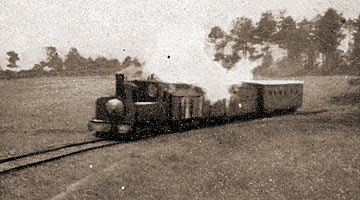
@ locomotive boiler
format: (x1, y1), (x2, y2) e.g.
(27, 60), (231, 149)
(88, 73), (303, 137)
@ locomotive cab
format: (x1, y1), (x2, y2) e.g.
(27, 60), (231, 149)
(130, 79), (169, 125)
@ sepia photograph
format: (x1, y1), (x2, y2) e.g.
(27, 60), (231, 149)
(1, 0), (360, 199)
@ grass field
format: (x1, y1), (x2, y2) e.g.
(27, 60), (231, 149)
(0, 75), (360, 199)
(0, 75), (116, 158)
(0, 75), (358, 157)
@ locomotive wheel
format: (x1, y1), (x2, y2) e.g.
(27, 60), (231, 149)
(289, 107), (297, 113)
(158, 120), (172, 134)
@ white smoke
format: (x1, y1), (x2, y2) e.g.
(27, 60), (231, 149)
(144, 22), (259, 102)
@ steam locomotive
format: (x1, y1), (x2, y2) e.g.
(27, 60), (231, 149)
(88, 73), (303, 138)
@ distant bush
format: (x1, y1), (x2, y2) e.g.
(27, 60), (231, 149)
(0, 47), (143, 80)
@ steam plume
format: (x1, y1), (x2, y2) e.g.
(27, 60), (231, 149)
(144, 22), (259, 102)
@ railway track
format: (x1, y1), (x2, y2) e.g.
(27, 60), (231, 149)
(0, 139), (122, 175)
(0, 110), (306, 176)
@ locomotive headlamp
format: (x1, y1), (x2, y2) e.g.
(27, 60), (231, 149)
(105, 99), (124, 116)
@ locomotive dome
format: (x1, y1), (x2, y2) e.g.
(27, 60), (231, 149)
(105, 99), (124, 116)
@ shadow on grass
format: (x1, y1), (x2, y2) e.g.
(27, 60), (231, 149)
(329, 77), (360, 106)
(94, 115), (259, 142)
(94, 111), (307, 142)
(291, 109), (328, 116)
(348, 77), (360, 86)
(330, 89), (360, 105)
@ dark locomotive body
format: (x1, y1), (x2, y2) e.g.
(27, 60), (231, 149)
(88, 73), (303, 137)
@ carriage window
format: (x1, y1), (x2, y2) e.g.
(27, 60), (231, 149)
(279, 91), (282, 95)
(269, 91), (272, 96)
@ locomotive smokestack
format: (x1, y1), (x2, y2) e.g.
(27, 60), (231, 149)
(115, 73), (125, 99)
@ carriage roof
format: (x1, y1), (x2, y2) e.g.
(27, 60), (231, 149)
(243, 80), (304, 85)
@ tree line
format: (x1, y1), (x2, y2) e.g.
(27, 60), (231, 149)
(1, 8), (360, 79)
(208, 8), (360, 76)
(0, 47), (142, 79)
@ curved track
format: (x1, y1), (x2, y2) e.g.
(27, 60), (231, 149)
(0, 139), (122, 175)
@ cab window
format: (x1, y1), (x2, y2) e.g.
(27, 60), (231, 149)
(133, 81), (159, 102)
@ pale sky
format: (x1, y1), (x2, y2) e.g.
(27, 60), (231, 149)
(1, 0), (359, 70)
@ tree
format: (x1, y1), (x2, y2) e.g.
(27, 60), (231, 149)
(273, 15), (296, 45)
(94, 56), (109, 68)
(85, 57), (97, 70)
(252, 12), (278, 70)
(208, 26), (242, 70)
(351, 15), (360, 75)
(230, 17), (256, 59)
(107, 58), (121, 69)
(6, 51), (20, 68)
(315, 8), (345, 70)
(260, 47), (274, 68)
(33, 61), (47, 71)
(45, 46), (63, 71)
(298, 18), (319, 71)
(280, 16), (296, 32)
(287, 29), (310, 62)
(273, 15), (306, 62)
(253, 12), (277, 45)
(343, 18), (356, 53)
(64, 47), (87, 71)
(208, 26), (225, 42)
